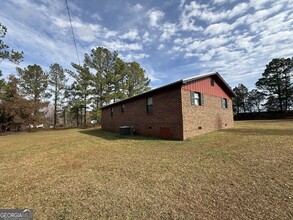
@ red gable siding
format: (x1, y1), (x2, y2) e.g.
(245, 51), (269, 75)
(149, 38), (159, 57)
(182, 77), (230, 99)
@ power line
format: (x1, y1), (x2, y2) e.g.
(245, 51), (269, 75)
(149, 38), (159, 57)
(65, 0), (80, 65)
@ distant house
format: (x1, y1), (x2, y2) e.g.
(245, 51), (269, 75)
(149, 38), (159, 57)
(101, 72), (235, 140)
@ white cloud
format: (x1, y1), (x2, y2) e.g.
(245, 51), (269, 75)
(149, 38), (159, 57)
(91, 13), (102, 21)
(73, 21), (104, 42)
(53, 16), (118, 42)
(0, 15), (80, 71)
(204, 22), (236, 35)
(147, 9), (165, 27)
(179, 2), (204, 31)
(133, 3), (143, 12)
(179, 17), (203, 31)
(213, 0), (236, 5)
(228, 3), (249, 19)
(142, 31), (151, 43)
(142, 64), (161, 83)
(161, 23), (177, 41)
(184, 52), (197, 58)
(173, 37), (193, 45)
(200, 36), (231, 50)
(260, 30), (292, 45)
(179, 0), (186, 8)
(179, 1), (249, 29)
(198, 49), (217, 61)
(177, 35), (231, 55)
(158, 44), (164, 49)
(235, 35), (253, 51)
(120, 29), (140, 41)
(4, 0), (117, 44)
(171, 45), (184, 52)
(102, 41), (143, 51)
(122, 53), (149, 61)
(250, 2), (284, 23)
(104, 30), (118, 38)
(249, 0), (273, 10)
(237, 2), (288, 36)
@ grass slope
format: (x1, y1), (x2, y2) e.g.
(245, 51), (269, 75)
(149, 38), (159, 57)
(0, 120), (292, 219)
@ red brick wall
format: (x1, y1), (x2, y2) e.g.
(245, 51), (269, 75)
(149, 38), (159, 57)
(101, 76), (234, 140)
(181, 86), (234, 140)
(101, 87), (184, 139)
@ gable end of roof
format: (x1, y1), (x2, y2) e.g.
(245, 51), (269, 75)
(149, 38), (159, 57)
(183, 72), (235, 97)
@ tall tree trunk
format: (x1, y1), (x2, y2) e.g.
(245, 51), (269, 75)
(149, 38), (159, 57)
(285, 73), (288, 112)
(33, 95), (38, 129)
(84, 93), (87, 128)
(63, 108), (66, 127)
(80, 106), (83, 128)
(54, 92), (57, 129)
(84, 106), (86, 128)
(278, 85), (283, 112)
(76, 107), (79, 127)
(278, 95), (283, 112)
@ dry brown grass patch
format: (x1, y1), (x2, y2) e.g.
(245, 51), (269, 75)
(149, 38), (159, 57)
(0, 120), (292, 219)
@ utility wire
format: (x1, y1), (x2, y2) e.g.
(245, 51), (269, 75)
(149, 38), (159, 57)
(65, 0), (81, 65)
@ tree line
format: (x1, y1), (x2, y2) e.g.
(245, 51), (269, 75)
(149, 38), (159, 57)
(233, 57), (293, 114)
(0, 23), (150, 131)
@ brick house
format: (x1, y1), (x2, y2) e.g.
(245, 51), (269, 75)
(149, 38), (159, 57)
(101, 72), (235, 140)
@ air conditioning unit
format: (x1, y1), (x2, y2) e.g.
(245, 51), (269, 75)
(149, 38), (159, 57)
(119, 126), (134, 136)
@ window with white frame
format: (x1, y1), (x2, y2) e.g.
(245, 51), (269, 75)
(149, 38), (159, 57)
(222, 98), (228, 108)
(191, 91), (204, 106)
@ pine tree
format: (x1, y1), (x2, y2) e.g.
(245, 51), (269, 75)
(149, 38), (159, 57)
(67, 64), (91, 127)
(256, 58), (293, 112)
(70, 47), (151, 123)
(125, 62), (150, 98)
(48, 63), (68, 128)
(0, 72), (6, 100)
(247, 89), (265, 112)
(63, 82), (84, 127)
(0, 23), (23, 100)
(232, 84), (249, 113)
(0, 23), (23, 65)
(1, 75), (32, 131)
(84, 47), (118, 106)
(16, 64), (49, 127)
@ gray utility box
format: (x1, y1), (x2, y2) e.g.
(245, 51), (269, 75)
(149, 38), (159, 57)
(119, 126), (134, 136)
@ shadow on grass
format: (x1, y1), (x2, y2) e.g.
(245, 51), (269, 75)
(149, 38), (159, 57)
(220, 127), (293, 136)
(78, 128), (162, 141)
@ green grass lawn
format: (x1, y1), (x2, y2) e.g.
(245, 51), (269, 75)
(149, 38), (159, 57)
(0, 120), (292, 219)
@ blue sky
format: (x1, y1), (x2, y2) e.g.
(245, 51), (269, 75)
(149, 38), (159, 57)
(0, 0), (292, 89)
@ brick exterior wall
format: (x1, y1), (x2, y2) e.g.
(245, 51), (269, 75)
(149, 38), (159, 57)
(181, 89), (234, 140)
(101, 75), (234, 140)
(101, 86), (184, 140)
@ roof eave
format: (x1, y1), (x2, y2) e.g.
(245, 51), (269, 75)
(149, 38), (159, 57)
(101, 72), (235, 109)
(100, 80), (182, 109)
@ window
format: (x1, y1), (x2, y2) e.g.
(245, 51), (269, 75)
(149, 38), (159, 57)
(111, 107), (114, 117)
(191, 91), (204, 106)
(146, 97), (153, 114)
(121, 104), (125, 113)
(222, 98), (228, 108)
(211, 78), (215, 86)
